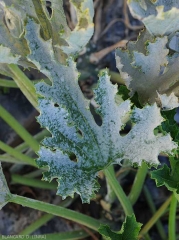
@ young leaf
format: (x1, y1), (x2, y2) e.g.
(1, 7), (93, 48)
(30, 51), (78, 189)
(98, 214), (142, 240)
(151, 157), (179, 193)
(128, 0), (179, 36)
(0, 162), (12, 210)
(23, 19), (177, 202)
(116, 29), (179, 106)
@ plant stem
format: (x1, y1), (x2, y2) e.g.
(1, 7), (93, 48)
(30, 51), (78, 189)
(105, 177), (116, 204)
(23, 169), (43, 178)
(10, 194), (101, 231)
(44, 231), (90, 240)
(0, 105), (39, 152)
(0, 79), (18, 88)
(143, 186), (167, 240)
(14, 129), (49, 154)
(0, 155), (25, 164)
(104, 165), (133, 216)
(139, 195), (172, 238)
(8, 64), (38, 109)
(109, 71), (125, 85)
(174, 191), (179, 202)
(11, 174), (57, 190)
(0, 78), (50, 89)
(145, 233), (152, 240)
(19, 197), (74, 235)
(169, 193), (177, 240)
(128, 162), (148, 205)
(0, 141), (36, 166)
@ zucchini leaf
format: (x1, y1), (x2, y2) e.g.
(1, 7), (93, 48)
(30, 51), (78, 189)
(151, 157), (179, 193)
(0, 0), (177, 203)
(98, 214), (142, 240)
(128, 0), (179, 36)
(151, 110), (179, 193)
(116, 29), (179, 106)
(23, 19), (177, 203)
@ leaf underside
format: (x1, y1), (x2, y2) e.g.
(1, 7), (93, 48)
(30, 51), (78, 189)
(128, 0), (179, 36)
(116, 29), (179, 106)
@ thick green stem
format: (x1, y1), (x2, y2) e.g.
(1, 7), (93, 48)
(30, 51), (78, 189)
(0, 141), (36, 166)
(128, 162), (148, 205)
(11, 174), (57, 190)
(143, 186), (167, 240)
(169, 193), (177, 240)
(0, 79), (18, 88)
(14, 129), (49, 154)
(10, 195), (101, 231)
(0, 155), (24, 164)
(105, 178), (117, 203)
(0, 105), (39, 152)
(23, 169), (43, 178)
(8, 64), (38, 109)
(139, 195), (172, 238)
(19, 197), (74, 235)
(174, 191), (179, 202)
(104, 165), (133, 216)
(0, 78), (50, 89)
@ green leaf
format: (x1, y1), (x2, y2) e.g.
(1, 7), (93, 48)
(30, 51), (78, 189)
(118, 85), (141, 108)
(98, 214), (142, 240)
(116, 29), (179, 106)
(161, 109), (179, 145)
(23, 18), (177, 203)
(151, 157), (179, 193)
(118, 85), (130, 101)
(0, 162), (12, 209)
(127, 0), (179, 36)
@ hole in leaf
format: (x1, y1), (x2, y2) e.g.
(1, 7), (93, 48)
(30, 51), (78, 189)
(50, 148), (56, 152)
(7, 18), (11, 25)
(119, 122), (132, 137)
(54, 103), (59, 107)
(69, 153), (77, 162)
(46, 1), (52, 18)
(90, 103), (102, 126)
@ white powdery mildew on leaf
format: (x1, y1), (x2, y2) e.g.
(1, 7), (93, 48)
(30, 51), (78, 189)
(0, 45), (20, 64)
(24, 18), (177, 203)
(0, 162), (11, 210)
(157, 92), (179, 110)
(116, 30), (179, 105)
(128, 0), (179, 36)
(61, 0), (94, 55)
(118, 104), (177, 165)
